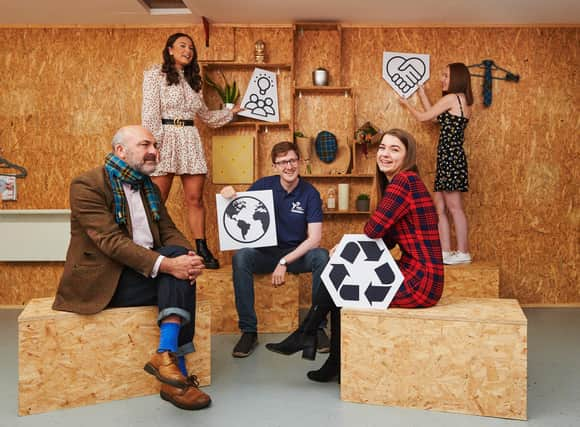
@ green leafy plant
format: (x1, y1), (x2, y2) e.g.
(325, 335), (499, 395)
(356, 193), (370, 200)
(204, 71), (240, 104)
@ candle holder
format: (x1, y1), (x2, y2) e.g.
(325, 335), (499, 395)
(254, 40), (266, 63)
(326, 188), (337, 210)
(338, 183), (349, 211)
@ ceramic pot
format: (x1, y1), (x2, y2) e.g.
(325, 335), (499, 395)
(356, 199), (370, 212)
(312, 68), (328, 86)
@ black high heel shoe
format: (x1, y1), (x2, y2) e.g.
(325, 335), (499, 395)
(266, 306), (325, 360)
(195, 239), (219, 269)
(307, 356), (340, 383)
(308, 307), (340, 382)
(300, 332), (317, 360)
(265, 330), (303, 355)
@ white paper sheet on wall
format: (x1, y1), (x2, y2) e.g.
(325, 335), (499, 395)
(0, 176), (16, 200)
(216, 190), (277, 251)
(383, 51), (430, 99)
(237, 68), (280, 123)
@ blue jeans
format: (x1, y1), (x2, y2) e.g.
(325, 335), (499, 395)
(232, 246), (329, 332)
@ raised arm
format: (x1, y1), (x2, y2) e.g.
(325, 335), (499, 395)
(195, 91), (235, 128)
(141, 67), (164, 143)
(416, 85), (432, 110)
(399, 93), (456, 122)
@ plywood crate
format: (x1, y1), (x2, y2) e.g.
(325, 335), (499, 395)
(341, 297), (527, 420)
(18, 298), (211, 416)
(443, 262), (500, 298)
(197, 265), (299, 334)
(298, 262), (500, 309)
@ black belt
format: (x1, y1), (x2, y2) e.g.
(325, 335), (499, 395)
(161, 118), (195, 127)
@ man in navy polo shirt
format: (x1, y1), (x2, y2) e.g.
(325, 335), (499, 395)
(220, 141), (330, 358)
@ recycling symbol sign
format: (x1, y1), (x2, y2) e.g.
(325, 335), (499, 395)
(321, 234), (404, 309)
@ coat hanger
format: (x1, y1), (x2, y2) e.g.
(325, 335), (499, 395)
(0, 155), (27, 178)
(468, 60), (520, 107)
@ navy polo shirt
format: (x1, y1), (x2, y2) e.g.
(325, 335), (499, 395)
(249, 175), (323, 249)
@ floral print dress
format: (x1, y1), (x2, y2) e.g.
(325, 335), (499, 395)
(434, 95), (469, 192)
(142, 64), (233, 176)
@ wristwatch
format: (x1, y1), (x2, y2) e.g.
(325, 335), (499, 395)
(278, 257), (287, 266)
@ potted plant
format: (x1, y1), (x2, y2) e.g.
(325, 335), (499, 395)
(354, 121), (380, 157)
(204, 71), (240, 109)
(355, 193), (370, 212)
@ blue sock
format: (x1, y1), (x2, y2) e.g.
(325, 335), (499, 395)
(157, 322), (180, 353)
(177, 356), (188, 377)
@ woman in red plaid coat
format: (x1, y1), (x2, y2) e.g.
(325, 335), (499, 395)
(266, 128), (444, 383)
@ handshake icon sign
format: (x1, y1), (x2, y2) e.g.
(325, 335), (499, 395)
(383, 52), (430, 98)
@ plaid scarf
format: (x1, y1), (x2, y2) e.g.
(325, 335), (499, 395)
(104, 153), (160, 225)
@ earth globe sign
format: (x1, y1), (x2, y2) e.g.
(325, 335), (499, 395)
(223, 196), (271, 244)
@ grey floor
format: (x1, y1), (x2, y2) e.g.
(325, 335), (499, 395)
(1, 308), (579, 427)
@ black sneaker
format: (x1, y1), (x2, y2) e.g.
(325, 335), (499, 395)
(232, 332), (258, 358)
(317, 329), (330, 353)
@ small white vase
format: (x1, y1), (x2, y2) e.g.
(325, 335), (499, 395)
(224, 103), (235, 110)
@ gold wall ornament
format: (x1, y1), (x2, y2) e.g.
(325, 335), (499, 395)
(254, 40), (266, 63)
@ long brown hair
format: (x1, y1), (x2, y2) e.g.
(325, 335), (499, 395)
(370, 129), (419, 212)
(161, 33), (202, 92)
(443, 62), (473, 105)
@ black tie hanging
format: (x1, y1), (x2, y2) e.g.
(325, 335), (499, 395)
(468, 60), (520, 107)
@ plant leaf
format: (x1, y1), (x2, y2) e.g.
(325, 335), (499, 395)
(204, 73), (226, 101)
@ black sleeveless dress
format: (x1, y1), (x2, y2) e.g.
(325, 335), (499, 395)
(434, 95), (469, 192)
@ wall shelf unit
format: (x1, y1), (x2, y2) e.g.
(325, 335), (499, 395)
(295, 86), (353, 96)
(204, 22), (374, 221)
(224, 120), (291, 129)
(202, 62), (292, 72)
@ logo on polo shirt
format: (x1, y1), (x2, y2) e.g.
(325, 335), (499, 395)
(290, 201), (304, 214)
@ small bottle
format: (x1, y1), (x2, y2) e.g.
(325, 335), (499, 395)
(327, 188), (336, 210)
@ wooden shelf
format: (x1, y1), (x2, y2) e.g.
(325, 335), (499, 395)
(202, 62), (292, 71)
(302, 174), (373, 179)
(295, 22), (340, 31)
(295, 86), (352, 96)
(224, 120), (290, 128)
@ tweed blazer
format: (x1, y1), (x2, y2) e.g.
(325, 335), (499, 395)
(53, 166), (191, 315)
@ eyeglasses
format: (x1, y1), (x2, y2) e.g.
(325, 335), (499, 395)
(274, 158), (299, 167)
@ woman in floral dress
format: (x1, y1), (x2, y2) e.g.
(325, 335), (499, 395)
(142, 33), (241, 268)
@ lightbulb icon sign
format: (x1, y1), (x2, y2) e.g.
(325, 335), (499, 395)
(256, 75), (271, 95)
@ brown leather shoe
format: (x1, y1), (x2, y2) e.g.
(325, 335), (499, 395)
(144, 351), (187, 388)
(160, 376), (211, 410)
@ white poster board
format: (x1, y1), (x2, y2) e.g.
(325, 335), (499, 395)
(383, 51), (430, 98)
(0, 176), (16, 200)
(216, 190), (277, 251)
(237, 68), (280, 123)
(321, 234), (404, 309)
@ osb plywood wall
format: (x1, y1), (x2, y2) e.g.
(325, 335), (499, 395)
(0, 26), (577, 305)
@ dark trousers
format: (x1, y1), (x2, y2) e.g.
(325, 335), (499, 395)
(232, 246), (329, 332)
(108, 245), (196, 356)
(311, 281), (341, 361)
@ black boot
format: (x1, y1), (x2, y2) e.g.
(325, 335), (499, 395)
(307, 309), (340, 382)
(265, 305), (327, 360)
(264, 329), (302, 355)
(195, 239), (219, 269)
